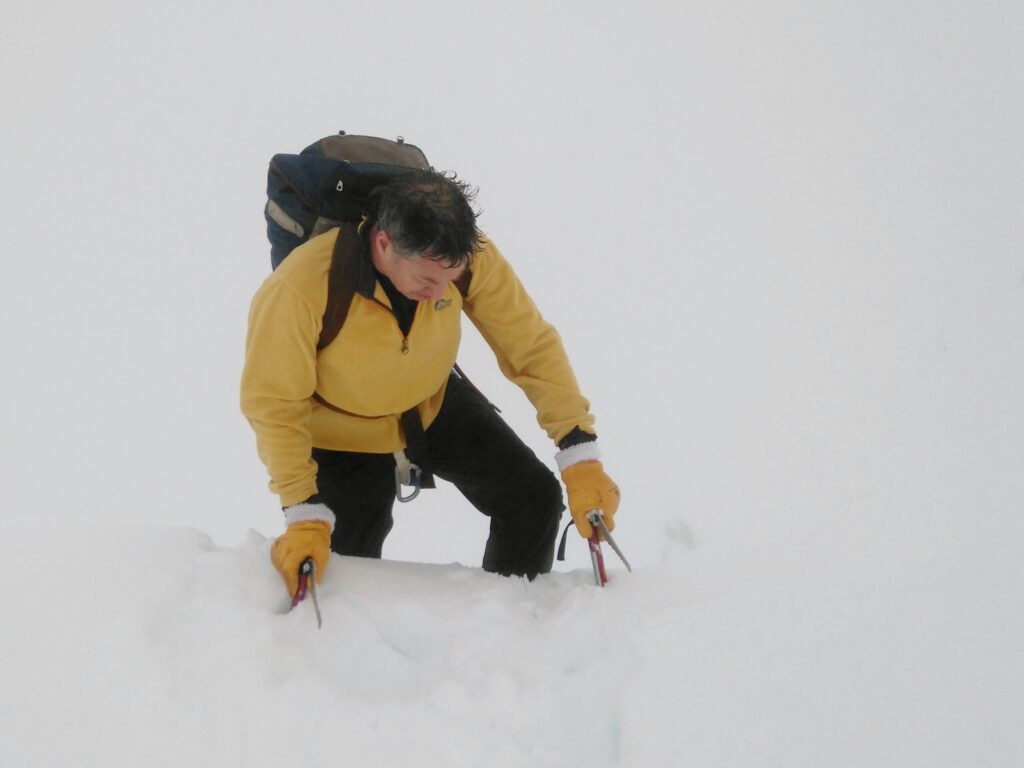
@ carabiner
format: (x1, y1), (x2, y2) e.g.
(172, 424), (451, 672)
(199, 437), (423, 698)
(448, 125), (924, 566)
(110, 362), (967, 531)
(394, 463), (422, 502)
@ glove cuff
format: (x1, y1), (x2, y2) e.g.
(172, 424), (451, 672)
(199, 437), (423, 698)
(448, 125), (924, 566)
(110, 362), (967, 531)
(555, 441), (601, 473)
(283, 502), (336, 532)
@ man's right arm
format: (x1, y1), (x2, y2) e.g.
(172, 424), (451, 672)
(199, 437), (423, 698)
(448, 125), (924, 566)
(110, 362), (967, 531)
(240, 275), (322, 507)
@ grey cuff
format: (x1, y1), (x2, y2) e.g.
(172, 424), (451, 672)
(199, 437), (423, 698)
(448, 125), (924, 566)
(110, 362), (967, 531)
(555, 441), (602, 473)
(283, 502), (336, 532)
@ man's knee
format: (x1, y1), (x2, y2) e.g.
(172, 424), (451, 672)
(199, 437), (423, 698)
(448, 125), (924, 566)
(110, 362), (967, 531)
(508, 456), (566, 516)
(480, 461), (564, 579)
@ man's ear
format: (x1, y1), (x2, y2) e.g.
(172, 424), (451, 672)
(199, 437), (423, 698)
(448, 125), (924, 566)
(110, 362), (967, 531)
(373, 228), (392, 252)
(368, 227), (388, 258)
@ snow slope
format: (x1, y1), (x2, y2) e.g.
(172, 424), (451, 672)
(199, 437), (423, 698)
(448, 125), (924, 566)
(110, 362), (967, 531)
(1, 522), (1019, 767)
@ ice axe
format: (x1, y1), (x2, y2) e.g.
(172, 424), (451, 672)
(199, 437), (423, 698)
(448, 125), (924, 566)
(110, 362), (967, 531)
(556, 509), (632, 587)
(586, 510), (631, 587)
(290, 557), (323, 628)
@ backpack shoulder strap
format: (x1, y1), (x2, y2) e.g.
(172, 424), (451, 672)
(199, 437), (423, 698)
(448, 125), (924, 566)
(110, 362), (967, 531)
(317, 224), (365, 350)
(454, 268), (472, 298)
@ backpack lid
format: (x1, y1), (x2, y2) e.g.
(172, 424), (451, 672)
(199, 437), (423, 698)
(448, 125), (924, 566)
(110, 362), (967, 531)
(307, 134), (430, 170)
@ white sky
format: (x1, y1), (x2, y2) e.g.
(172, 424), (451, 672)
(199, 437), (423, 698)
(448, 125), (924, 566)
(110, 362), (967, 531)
(1, 1), (1022, 574)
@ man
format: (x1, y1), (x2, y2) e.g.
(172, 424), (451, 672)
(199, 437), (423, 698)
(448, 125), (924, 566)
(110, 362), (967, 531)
(241, 168), (619, 597)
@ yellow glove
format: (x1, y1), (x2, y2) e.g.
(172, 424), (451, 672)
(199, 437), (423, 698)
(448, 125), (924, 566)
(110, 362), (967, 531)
(561, 460), (620, 539)
(271, 519), (332, 598)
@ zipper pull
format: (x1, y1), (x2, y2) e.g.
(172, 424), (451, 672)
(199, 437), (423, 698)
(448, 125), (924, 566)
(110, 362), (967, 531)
(401, 338), (409, 354)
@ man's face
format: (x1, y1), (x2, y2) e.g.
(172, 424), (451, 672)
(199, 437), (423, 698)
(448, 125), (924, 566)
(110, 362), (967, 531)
(373, 230), (466, 302)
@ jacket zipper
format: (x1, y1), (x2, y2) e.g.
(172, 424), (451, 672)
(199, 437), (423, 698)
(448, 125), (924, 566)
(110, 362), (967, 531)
(370, 296), (413, 354)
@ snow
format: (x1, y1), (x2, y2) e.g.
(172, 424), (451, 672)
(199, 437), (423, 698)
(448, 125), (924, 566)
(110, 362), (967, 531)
(1, 521), (1019, 767)
(3, 1), (1024, 765)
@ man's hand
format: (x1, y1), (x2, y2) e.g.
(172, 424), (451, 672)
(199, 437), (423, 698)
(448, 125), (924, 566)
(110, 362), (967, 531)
(271, 519), (332, 597)
(561, 460), (620, 539)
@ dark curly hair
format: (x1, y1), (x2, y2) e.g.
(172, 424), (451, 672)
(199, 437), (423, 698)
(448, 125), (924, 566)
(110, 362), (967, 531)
(369, 169), (482, 267)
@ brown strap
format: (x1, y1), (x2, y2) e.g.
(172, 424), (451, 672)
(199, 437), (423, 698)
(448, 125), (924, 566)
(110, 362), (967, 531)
(400, 408), (435, 489)
(454, 267), (472, 298)
(317, 224), (364, 350)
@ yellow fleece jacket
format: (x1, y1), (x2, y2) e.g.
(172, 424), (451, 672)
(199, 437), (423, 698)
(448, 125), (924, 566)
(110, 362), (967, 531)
(241, 229), (594, 506)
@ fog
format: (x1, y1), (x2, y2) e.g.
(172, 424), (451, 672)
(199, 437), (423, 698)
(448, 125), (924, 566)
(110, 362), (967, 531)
(3, 1), (1021, 576)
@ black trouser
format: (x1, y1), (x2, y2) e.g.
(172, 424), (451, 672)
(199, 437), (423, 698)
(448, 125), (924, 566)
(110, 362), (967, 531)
(312, 375), (565, 578)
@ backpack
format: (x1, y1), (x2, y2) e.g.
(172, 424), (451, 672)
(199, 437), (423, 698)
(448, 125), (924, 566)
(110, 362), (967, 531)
(265, 132), (431, 270)
(264, 131), (441, 350)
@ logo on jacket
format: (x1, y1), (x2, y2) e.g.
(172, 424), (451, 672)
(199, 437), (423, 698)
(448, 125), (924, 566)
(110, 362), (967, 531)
(434, 298), (453, 311)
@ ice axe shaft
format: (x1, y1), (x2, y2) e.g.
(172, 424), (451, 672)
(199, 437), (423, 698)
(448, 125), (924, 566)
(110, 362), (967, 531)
(588, 531), (608, 586)
(291, 558), (323, 629)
